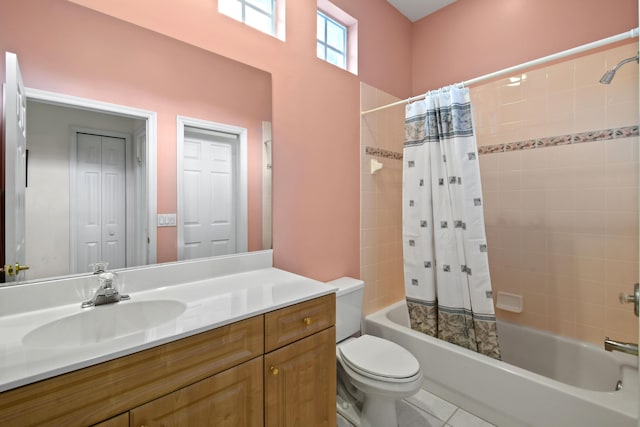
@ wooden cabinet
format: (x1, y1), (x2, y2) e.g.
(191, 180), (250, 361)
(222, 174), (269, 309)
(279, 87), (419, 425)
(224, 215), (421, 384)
(265, 328), (336, 427)
(91, 413), (128, 427)
(0, 295), (336, 427)
(0, 316), (263, 426)
(130, 357), (263, 427)
(265, 294), (335, 352)
(264, 294), (336, 427)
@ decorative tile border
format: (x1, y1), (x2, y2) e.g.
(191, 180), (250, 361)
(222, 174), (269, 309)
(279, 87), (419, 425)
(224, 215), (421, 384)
(365, 146), (403, 160)
(477, 125), (638, 156)
(367, 125), (638, 158)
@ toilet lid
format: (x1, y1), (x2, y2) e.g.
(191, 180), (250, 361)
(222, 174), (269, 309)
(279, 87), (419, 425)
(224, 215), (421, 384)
(338, 335), (420, 380)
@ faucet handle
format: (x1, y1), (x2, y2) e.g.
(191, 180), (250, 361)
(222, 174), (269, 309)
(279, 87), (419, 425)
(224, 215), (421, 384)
(618, 283), (639, 317)
(99, 272), (116, 288)
(90, 261), (109, 274)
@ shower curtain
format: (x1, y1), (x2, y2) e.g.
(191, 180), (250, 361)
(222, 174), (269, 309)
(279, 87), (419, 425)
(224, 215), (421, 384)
(403, 85), (500, 359)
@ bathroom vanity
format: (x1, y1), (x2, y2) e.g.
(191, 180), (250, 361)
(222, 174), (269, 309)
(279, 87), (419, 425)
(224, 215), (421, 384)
(0, 251), (337, 426)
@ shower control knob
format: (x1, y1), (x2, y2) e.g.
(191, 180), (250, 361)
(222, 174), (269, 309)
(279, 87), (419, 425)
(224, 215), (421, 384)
(619, 283), (639, 317)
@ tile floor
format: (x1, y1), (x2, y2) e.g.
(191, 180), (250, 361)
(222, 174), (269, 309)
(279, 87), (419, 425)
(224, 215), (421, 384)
(338, 388), (496, 427)
(399, 389), (496, 427)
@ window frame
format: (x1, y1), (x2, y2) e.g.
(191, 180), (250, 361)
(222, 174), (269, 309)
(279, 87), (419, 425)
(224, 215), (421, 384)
(316, 10), (348, 70)
(219, 0), (276, 36)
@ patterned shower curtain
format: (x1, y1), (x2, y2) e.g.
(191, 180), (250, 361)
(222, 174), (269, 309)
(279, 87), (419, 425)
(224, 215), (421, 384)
(403, 85), (500, 359)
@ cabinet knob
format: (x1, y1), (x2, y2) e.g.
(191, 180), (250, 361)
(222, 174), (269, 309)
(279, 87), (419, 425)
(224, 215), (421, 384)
(303, 317), (312, 326)
(270, 366), (279, 376)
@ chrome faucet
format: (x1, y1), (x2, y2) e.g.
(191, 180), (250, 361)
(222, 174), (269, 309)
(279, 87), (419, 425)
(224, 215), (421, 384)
(81, 262), (130, 309)
(604, 337), (638, 356)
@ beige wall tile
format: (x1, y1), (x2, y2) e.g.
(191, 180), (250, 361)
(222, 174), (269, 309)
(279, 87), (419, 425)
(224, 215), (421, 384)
(574, 51), (607, 88)
(546, 189), (575, 211)
(545, 211), (575, 233)
(606, 210), (638, 236)
(360, 84), (405, 316)
(467, 44), (638, 344)
(576, 302), (606, 328)
(360, 42), (639, 342)
(607, 101), (639, 129)
(542, 167), (577, 190)
(574, 83), (606, 109)
(606, 235), (638, 262)
(573, 140), (607, 167)
(575, 187), (605, 210)
(520, 148), (547, 170)
(604, 186), (638, 212)
(575, 324), (607, 345)
(576, 256), (606, 282)
(606, 303), (638, 341)
(499, 191), (522, 211)
(606, 138), (639, 164)
(548, 318), (576, 337)
(576, 279), (606, 305)
(497, 150), (522, 172)
(574, 165), (607, 189)
(605, 162), (639, 188)
(605, 259), (639, 286)
(573, 210), (606, 235)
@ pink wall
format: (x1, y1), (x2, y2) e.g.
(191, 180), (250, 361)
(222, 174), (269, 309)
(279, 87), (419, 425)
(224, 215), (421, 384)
(10, 0), (632, 285)
(0, 0), (272, 263)
(412, 0), (638, 93)
(63, 0), (414, 281)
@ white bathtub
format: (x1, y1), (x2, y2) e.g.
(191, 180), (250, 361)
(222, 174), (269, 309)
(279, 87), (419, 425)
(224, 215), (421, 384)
(364, 301), (638, 427)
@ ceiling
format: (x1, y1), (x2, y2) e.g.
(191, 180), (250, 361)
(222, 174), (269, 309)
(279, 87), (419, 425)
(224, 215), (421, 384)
(386, 0), (457, 22)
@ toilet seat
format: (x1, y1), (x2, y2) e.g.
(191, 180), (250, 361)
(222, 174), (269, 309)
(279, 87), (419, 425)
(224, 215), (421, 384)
(338, 335), (420, 383)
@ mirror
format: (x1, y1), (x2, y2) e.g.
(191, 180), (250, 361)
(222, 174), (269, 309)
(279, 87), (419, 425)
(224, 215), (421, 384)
(1, 0), (272, 284)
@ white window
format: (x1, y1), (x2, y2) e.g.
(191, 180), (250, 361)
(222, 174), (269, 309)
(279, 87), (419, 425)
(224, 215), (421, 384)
(316, 1), (358, 74)
(317, 11), (347, 69)
(219, 0), (276, 36)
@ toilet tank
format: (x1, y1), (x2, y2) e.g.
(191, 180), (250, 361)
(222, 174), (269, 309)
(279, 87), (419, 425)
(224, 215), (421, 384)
(326, 277), (365, 343)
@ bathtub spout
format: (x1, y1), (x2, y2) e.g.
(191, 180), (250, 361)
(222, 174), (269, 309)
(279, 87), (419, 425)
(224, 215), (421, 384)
(604, 337), (638, 356)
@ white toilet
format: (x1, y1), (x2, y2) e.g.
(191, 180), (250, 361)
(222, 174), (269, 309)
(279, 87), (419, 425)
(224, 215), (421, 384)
(329, 277), (423, 427)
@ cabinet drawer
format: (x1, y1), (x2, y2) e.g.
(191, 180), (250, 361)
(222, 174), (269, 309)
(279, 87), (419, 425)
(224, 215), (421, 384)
(265, 294), (335, 352)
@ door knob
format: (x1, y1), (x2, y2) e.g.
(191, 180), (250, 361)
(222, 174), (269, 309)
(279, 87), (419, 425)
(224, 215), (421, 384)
(619, 283), (639, 317)
(1, 263), (29, 277)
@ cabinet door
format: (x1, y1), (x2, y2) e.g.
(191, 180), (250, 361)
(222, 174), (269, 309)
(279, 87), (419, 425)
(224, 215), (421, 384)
(265, 327), (336, 427)
(91, 413), (128, 427)
(130, 357), (263, 427)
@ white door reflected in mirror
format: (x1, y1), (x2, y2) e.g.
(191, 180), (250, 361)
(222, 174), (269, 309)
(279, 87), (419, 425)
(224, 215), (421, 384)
(3, 52), (28, 283)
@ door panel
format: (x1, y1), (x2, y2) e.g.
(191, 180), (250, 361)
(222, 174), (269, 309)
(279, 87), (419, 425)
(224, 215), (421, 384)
(3, 52), (27, 281)
(182, 134), (237, 260)
(75, 133), (125, 272)
(100, 136), (126, 268)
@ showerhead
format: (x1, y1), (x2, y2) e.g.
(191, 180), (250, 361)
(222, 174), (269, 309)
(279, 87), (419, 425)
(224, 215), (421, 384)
(599, 54), (639, 84)
(599, 69), (617, 84)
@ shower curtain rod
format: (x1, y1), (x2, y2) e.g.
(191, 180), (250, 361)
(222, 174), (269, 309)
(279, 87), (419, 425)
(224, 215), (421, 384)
(361, 27), (639, 116)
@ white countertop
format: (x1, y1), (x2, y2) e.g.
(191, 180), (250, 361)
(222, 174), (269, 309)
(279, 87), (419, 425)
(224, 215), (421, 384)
(0, 265), (336, 392)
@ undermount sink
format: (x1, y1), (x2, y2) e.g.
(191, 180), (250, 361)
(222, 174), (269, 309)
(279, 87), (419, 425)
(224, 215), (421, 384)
(23, 300), (187, 347)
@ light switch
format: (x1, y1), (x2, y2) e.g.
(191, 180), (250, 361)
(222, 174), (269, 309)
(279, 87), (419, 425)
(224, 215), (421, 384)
(157, 213), (177, 227)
